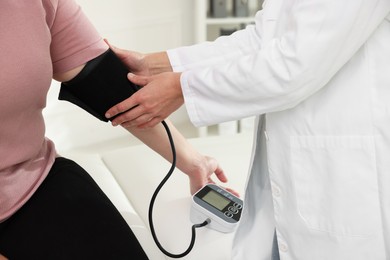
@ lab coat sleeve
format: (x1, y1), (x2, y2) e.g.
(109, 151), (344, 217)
(178, 0), (390, 127)
(167, 14), (263, 72)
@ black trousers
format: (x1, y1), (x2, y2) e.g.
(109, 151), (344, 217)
(272, 230), (280, 260)
(0, 157), (149, 260)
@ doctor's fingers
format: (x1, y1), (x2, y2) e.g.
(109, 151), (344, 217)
(127, 72), (151, 86)
(121, 113), (163, 129)
(106, 99), (138, 123)
(109, 104), (147, 127)
(105, 75), (150, 120)
(104, 39), (127, 59)
(105, 40), (147, 74)
(109, 90), (169, 127)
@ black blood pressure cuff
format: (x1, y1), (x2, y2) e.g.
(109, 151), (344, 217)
(59, 49), (139, 122)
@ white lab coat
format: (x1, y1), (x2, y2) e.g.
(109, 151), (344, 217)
(167, 0), (390, 259)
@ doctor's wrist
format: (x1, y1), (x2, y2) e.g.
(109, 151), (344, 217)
(145, 51), (173, 75)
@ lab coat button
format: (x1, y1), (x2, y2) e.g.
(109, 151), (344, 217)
(264, 131), (269, 141)
(279, 243), (288, 252)
(272, 185), (281, 196)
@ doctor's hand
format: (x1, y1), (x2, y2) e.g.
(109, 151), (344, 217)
(106, 72), (184, 128)
(105, 39), (150, 76)
(105, 39), (172, 77)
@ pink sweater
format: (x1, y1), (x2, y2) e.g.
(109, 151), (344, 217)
(0, 0), (107, 222)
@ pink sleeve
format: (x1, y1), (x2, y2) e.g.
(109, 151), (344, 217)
(49, 0), (108, 74)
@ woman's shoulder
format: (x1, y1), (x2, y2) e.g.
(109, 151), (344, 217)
(42, 0), (79, 28)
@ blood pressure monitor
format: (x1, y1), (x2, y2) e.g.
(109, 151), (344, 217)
(191, 184), (243, 233)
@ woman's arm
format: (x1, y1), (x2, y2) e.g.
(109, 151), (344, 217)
(53, 64), (84, 82)
(53, 64), (231, 195)
(123, 120), (230, 195)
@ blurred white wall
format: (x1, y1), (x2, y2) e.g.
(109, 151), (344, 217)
(77, 0), (196, 52)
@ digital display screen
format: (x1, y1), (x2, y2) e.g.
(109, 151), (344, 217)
(202, 190), (230, 211)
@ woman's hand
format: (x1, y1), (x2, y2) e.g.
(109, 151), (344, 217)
(186, 155), (239, 197)
(0, 254), (8, 260)
(122, 120), (239, 197)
